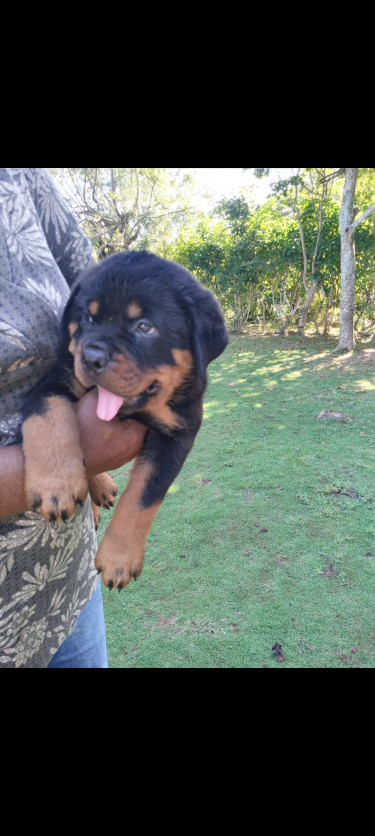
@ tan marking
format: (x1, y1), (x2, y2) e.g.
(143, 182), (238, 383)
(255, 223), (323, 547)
(68, 322), (79, 338)
(89, 300), (99, 316)
(127, 302), (142, 319)
(143, 349), (193, 429)
(22, 396), (88, 522)
(74, 343), (193, 430)
(70, 376), (88, 399)
(95, 458), (161, 588)
(68, 323), (79, 356)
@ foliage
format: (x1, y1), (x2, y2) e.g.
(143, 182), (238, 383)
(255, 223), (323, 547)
(49, 168), (195, 259)
(171, 168), (375, 336)
(50, 167), (375, 337)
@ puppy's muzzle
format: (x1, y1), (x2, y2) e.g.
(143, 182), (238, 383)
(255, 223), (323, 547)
(81, 341), (111, 374)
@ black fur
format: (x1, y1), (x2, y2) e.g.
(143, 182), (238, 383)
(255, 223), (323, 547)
(22, 251), (228, 512)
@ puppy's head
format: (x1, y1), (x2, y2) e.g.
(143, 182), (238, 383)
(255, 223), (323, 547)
(62, 251), (228, 421)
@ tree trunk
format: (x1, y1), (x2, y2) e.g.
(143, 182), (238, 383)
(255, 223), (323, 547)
(322, 286), (334, 335)
(297, 282), (318, 334)
(232, 290), (242, 331)
(314, 288), (325, 334)
(294, 175), (325, 335)
(241, 288), (253, 324)
(337, 168), (358, 351)
(261, 290), (265, 331)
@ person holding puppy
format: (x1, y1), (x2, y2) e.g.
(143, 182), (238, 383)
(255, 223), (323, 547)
(0, 168), (145, 668)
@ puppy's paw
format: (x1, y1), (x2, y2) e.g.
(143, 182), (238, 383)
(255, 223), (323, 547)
(27, 467), (88, 522)
(22, 398), (88, 523)
(88, 472), (118, 509)
(95, 530), (144, 590)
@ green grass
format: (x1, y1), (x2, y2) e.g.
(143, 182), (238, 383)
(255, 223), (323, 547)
(98, 330), (375, 667)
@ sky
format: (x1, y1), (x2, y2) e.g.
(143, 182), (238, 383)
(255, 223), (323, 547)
(182, 168), (295, 209)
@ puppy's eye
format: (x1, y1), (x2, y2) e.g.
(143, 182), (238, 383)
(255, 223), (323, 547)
(136, 321), (155, 334)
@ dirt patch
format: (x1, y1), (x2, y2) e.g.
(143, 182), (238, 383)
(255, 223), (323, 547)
(319, 560), (338, 578)
(317, 410), (353, 422)
(324, 487), (361, 499)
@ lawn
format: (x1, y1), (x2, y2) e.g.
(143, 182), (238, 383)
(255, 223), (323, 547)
(98, 330), (375, 668)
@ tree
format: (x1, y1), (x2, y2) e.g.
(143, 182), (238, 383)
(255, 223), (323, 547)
(246, 197), (303, 333)
(173, 168), (375, 338)
(270, 169), (339, 334)
(337, 169), (375, 350)
(49, 168), (195, 259)
(337, 168), (358, 351)
(254, 167), (375, 343)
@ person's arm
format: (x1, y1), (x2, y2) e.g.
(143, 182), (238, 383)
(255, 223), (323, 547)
(76, 388), (147, 477)
(0, 389), (146, 520)
(0, 444), (28, 518)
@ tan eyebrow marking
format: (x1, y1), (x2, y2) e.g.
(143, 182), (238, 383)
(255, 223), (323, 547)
(89, 300), (100, 316)
(127, 302), (142, 319)
(68, 322), (79, 337)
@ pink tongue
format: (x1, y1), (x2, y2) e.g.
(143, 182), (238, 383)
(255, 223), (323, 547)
(96, 386), (125, 421)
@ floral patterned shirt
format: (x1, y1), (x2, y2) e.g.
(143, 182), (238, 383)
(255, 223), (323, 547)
(0, 168), (98, 667)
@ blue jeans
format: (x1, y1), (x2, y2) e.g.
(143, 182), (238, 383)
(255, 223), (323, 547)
(48, 580), (109, 668)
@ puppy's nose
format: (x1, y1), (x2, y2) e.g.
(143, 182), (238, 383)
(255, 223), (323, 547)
(81, 341), (111, 374)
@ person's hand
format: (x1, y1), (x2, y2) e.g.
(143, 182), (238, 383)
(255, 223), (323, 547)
(74, 388), (147, 477)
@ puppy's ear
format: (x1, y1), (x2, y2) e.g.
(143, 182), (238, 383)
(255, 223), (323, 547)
(182, 286), (228, 380)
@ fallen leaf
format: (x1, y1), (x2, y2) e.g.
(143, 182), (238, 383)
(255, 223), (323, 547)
(351, 647), (358, 653)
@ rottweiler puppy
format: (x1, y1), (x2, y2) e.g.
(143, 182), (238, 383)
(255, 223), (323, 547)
(22, 251), (228, 589)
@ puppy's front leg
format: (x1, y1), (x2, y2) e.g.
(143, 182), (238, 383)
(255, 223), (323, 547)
(22, 396), (88, 522)
(96, 427), (197, 589)
(95, 458), (161, 589)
